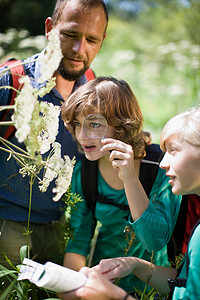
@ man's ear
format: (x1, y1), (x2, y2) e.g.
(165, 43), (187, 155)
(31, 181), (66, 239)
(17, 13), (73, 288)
(45, 17), (53, 40)
(103, 32), (107, 41)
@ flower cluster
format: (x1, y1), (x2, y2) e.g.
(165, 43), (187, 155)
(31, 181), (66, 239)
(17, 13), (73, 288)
(39, 142), (75, 201)
(11, 76), (37, 143)
(24, 101), (61, 156)
(1, 28), (74, 202)
(38, 28), (63, 83)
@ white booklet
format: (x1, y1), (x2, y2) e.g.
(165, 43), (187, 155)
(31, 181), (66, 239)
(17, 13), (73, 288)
(18, 258), (87, 293)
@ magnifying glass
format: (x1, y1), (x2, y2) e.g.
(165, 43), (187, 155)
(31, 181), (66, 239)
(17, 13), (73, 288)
(83, 113), (108, 140)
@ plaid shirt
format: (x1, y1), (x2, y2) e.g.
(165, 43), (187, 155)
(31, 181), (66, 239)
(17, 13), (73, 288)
(0, 52), (86, 223)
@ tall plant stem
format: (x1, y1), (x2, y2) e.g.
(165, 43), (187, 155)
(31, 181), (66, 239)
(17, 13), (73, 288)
(26, 174), (34, 258)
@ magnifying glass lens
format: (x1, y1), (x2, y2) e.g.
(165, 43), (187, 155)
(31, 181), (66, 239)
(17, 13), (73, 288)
(83, 114), (108, 139)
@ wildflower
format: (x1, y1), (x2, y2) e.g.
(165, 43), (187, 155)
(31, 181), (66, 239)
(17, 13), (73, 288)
(38, 28), (63, 83)
(19, 164), (37, 177)
(39, 142), (75, 202)
(37, 102), (60, 154)
(39, 142), (63, 193)
(53, 156), (75, 202)
(36, 77), (56, 98)
(24, 102), (60, 156)
(12, 76), (37, 143)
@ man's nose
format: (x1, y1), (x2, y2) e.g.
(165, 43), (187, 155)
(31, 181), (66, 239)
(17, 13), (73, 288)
(72, 38), (85, 55)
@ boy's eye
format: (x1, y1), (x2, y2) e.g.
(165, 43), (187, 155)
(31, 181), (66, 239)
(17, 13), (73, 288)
(74, 121), (81, 127)
(90, 122), (101, 129)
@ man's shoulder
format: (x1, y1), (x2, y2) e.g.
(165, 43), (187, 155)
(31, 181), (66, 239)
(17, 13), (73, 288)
(0, 53), (40, 81)
(23, 53), (40, 76)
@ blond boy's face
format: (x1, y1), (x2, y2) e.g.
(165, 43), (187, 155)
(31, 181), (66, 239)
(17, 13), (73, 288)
(160, 133), (200, 196)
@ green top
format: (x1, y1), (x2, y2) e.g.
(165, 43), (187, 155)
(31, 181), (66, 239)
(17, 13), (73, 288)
(172, 223), (200, 300)
(66, 160), (181, 293)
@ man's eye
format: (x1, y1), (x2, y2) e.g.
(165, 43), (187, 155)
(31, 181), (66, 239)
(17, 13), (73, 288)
(87, 38), (98, 44)
(64, 32), (76, 38)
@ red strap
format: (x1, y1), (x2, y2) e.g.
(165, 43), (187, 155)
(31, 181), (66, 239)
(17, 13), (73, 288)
(85, 68), (95, 81)
(182, 194), (200, 253)
(2, 63), (94, 140)
(1, 60), (25, 139)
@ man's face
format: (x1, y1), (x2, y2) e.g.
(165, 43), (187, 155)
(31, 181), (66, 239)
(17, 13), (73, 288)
(46, 1), (107, 81)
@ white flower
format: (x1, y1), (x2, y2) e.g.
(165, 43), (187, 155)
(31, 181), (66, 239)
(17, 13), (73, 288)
(39, 143), (75, 201)
(37, 102), (60, 154)
(12, 76), (37, 143)
(19, 164), (37, 177)
(24, 101), (60, 156)
(52, 155), (75, 202)
(36, 77), (56, 98)
(39, 142), (62, 192)
(38, 28), (63, 83)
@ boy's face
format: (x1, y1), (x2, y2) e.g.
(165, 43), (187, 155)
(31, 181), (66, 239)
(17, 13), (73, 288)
(46, 1), (107, 81)
(74, 112), (115, 161)
(160, 133), (200, 196)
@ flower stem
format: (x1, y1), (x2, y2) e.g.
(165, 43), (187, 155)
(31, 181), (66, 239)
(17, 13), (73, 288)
(0, 137), (34, 158)
(0, 121), (14, 126)
(0, 145), (33, 159)
(0, 58), (39, 77)
(0, 104), (15, 111)
(26, 174), (34, 257)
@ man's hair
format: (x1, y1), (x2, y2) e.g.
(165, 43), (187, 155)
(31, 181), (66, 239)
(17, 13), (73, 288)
(160, 106), (200, 151)
(61, 76), (146, 160)
(52, 0), (108, 27)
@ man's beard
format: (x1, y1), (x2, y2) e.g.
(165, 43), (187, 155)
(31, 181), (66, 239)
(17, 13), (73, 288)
(57, 58), (89, 81)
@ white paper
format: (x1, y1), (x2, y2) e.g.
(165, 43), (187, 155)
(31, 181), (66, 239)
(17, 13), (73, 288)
(18, 258), (87, 293)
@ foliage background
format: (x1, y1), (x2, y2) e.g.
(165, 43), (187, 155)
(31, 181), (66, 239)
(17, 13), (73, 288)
(0, 0), (199, 142)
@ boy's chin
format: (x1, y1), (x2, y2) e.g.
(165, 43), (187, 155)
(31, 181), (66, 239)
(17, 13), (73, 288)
(85, 152), (102, 161)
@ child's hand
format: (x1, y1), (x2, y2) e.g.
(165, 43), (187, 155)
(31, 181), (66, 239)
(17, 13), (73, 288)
(100, 138), (137, 181)
(92, 257), (136, 281)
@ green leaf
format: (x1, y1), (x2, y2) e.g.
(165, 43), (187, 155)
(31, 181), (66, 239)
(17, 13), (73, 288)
(3, 252), (19, 271)
(0, 269), (17, 278)
(20, 245), (30, 263)
(16, 280), (30, 299)
(0, 278), (18, 300)
(29, 285), (38, 300)
(0, 264), (18, 279)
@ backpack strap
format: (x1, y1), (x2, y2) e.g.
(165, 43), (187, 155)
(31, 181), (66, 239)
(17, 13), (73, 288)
(139, 144), (163, 197)
(85, 68), (95, 81)
(167, 195), (188, 262)
(0, 59), (26, 140)
(81, 156), (98, 214)
(81, 143), (163, 215)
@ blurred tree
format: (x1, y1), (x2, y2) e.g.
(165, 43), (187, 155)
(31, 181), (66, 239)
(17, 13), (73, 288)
(0, 0), (56, 35)
(0, 0), (199, 44)
(183, 0), (200, 44)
